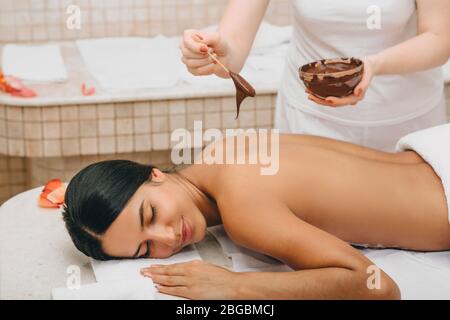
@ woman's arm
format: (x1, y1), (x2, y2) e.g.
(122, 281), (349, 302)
(218, 0), (270, 72)
(219, 196), (400, 299)
(370, 0), (450, 76)
(309, 0), (450, 107)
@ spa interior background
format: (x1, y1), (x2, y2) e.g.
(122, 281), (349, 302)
(0, 0), (449, 205)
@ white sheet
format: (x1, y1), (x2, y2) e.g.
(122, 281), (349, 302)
(209, 225), (450, 299)
(2, 44), (67, 83)
(76, 36), (180, 91)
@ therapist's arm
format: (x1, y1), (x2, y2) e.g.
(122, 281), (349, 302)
(217, 0), (270, 72)
(371, 0), (450, 75)
(309, 0), (450, 107)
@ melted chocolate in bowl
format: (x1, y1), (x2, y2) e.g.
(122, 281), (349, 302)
(299, 58), (364, 99)
(229, 72), (256, 119)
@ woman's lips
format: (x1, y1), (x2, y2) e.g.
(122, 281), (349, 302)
(181, 217), (192, 246)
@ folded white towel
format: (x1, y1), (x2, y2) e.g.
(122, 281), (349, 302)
(2, 44), (68, 83)
(395, 123), (450, 222)
(51, 278), (156, 300)
(90, 244), (201, 282)
(76, 36), (180, 91)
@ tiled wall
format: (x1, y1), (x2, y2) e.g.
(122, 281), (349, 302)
(0, 95), (275, 157)
(0, 0), (292, 43)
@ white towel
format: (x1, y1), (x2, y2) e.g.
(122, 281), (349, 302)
(395, 123), (450, 222)
(51, 278), (156, 300)
(90, 244), (201, 282)
(208, 225), (292, 272)
(209, 225), (450, 299)
(1, 44), (67, 83)
(76, 36), (180, 91)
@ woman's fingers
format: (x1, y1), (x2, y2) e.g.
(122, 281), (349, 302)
(156, 285), (190, 299)
(182, 29), (208, 55)
(181, 56), (214, 69)
(188, 63), (217, 76)
(306, 91), (362, 107)
(144, 273), (190, 287)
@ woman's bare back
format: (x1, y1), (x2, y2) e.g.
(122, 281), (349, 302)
(212, 134), (450, 252)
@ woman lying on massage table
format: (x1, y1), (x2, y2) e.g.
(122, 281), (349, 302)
(62, 133), (450, 300)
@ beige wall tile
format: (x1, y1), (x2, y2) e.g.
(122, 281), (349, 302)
(97, 104), (115, 119)
(0, 119), (5, 137)
(23, 108), (42, 121)
(61, 121), (79, 139)
(152, 115), (169, 133)
(169, 100), (186, 115)
(0, 137), (7, 154)
(98, 119), (115, 136)
(256, 110), (272, 127)
(187, 113), (203, 130)
(42, 106), (60, 121)
(24, 122), (43, 139)
(117, 135), (134, 153)
(238, 110), (256, 128)
(116, 118), (133, 135)
(80, 120), (98, 137)
(134, 134), (151, 151)
(25, 140), (43, 157)
(79, 105), (97, 120)
(7, 121), (24, 139)
(81, 138), (98, 155)
(186, 99), (203, 113)
(204, 113), (221, 129)
(44, 140), (61, 157)
(134, 117), (151, 134)
(43, 122), (61, 139)
(61, 139), (80, 157)
(170, 114), (186, 131)
(8, 139), (25, 157)
(6, 107), (23, 121)
(98, 136), (116, 154)
(203, 98), (221, 112)
(152, 133), (169, 150)
(152, 101), (169, 115)
(222, 111), (238, 129)
(61, 106), (79, 120)
(133, 101), (151, 117)
(255, 95), (274, 110)
(116, 103), (134, 118)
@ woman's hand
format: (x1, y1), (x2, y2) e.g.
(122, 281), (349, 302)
(180, 29), (231, 78)
(306, 56), (379, 107)
(140, 260), (240, 300)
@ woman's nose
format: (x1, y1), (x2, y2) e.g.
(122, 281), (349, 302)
(148, 225), (179, 247)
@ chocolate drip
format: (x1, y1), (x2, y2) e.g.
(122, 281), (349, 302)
(229, 72), (256, 119)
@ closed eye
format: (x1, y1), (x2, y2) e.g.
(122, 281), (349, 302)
(141, 204), (157, 258)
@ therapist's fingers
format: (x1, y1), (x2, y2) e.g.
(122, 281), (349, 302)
(307, 92), (361, 107)
(181, 56), (213, 69)
(179, 43), (206, 60)
(182, 29), (209, 56)
(323, 95), (362, 106)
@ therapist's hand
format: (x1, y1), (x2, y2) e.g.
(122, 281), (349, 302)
(306, 56), (377, 107)
(180, 29), (231, 79)
(141, 260), (240, 299)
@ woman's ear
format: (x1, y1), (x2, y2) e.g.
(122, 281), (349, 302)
(150, 168), (166, 183)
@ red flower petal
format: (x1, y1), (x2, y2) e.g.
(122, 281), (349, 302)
(39, 194), (60, 208)
(42, 178), (62, 193)
(81, 83), (96, 96)
(47, 185), (66, 205)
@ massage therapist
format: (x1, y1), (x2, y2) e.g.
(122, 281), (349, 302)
(180, 0), (450, 151)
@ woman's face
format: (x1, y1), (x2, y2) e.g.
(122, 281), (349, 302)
(101, 169), (207, 259)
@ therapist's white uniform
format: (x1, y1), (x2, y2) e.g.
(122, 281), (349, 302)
(275, 0), (447, 151)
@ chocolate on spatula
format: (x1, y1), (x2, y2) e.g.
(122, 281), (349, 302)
(229, 71), (256, 119)
(206, 51), (256, 119)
